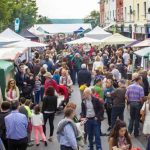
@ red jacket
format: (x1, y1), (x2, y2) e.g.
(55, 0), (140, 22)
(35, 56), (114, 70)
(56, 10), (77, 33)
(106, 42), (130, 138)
(44, 79), (59, 93)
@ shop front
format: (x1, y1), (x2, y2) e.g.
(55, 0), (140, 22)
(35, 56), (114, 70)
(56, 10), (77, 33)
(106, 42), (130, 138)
(134, 25), (146, 41)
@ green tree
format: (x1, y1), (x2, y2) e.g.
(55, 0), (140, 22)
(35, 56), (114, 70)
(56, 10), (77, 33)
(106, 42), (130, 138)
(0, 0), (11, 31)
(10, 0), (38, 31)
(84, 10), (100, 28)
(36, 15), (52, 24)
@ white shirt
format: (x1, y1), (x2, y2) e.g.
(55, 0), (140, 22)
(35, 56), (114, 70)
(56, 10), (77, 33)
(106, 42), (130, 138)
(123, 53), (130, 65)
(31, 113), (44, 126)
(92, 61), (103, 71)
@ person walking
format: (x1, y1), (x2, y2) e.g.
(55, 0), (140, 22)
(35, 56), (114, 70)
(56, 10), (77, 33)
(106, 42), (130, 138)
(5, 100), (28, 150)
(42, 86), (57, 141)
(110, 79), (126, 128)
(57, 108), (78, 150)
(0, 101), (11, 150)
(104, 79), (115, 131)
(126, 76), (144, 137)
(140, 93), (150, 136)
(34, 76), (41, 104)
(31, 105), (47, 146)
(81, 88), (103, 150)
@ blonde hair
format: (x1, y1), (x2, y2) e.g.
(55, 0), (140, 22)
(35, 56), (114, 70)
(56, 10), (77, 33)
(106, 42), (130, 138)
(95, 56), (101, 61)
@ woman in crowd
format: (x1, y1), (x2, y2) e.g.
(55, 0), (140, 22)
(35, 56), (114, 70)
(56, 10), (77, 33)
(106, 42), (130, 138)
(5, 79), (20, 101)
(42, 86), (57, 141)
(140, 93), (150, 136)
(92, 56), (103, 73)
(104, 79), (115, 131)
(108, 120), (132, 150)
(59, 69), (73, 88)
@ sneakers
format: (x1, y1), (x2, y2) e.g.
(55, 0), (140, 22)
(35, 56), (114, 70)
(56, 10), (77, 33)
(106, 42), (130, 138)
(45, 141), (48, 146)
(36, 143), (40, 146)
(48, 136), (53, 142)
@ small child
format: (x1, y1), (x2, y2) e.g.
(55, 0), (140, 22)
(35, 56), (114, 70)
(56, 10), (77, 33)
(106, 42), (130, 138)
(31, 105), (47, 146)
(52, 69), (60, 84)
(34, 76), (41, 104)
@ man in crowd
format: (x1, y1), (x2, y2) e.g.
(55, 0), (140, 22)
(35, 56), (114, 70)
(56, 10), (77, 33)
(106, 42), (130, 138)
(0, 101), (11, 150)
(126, 76), (144, 137)
(110, 64), (121, 81)
(78, 64), (91, 87)
(57, 108), (78, 150)
(5, 101), (28, 150)
(81, 88), (103, 150)
(111, 79), (126, 128)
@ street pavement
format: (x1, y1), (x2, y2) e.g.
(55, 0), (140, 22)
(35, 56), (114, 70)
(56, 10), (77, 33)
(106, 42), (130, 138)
(28, 85), (146, 150)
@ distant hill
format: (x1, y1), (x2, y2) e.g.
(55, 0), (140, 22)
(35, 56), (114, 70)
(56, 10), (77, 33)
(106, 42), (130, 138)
(50, 19), (84, 24)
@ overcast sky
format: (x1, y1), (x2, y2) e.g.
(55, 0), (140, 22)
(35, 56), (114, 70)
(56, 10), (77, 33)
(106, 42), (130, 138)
(36, 0), (99, 19)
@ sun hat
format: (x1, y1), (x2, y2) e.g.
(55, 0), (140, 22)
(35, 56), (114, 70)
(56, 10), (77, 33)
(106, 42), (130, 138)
(43, 72), (52, 78)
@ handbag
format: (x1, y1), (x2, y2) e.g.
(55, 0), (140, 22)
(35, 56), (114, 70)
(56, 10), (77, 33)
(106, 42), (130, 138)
(140, 102), (146, 123)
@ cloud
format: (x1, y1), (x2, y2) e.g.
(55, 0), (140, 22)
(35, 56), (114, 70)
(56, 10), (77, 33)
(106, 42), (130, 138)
(36, 0), (99, 19)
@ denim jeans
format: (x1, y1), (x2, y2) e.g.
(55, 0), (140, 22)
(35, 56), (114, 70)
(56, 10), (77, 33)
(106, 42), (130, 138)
(128, 102), (141, 136)
(40, 86), (44, 101)
(72, 69), (79, 84)
(86, 119), (102, 150)
(111, 106), (125, 128)
(34, 90), (41, 104)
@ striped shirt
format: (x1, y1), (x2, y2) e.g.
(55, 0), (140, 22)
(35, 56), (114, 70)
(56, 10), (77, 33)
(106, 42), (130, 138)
(34, 80), (41, 91)
(126, 83), (144, 102)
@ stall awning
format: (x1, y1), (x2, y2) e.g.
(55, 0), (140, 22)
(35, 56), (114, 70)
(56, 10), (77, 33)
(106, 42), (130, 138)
(0, 48), (27, 61)
(134, 47), (150, 57)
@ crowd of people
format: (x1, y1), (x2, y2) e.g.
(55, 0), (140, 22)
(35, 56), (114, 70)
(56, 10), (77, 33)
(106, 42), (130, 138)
(0, 36), (150, 150)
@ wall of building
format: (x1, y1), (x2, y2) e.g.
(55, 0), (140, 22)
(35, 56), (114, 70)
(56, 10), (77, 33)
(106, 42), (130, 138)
(116, 0), (123, 23)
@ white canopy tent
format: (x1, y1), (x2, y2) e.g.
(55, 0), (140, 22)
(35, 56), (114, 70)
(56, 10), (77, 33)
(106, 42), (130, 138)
(66, 37), (100, 45)
(132, 39), (150, 47)
(0, 28), (27, 41)
(4, 40), (48, 48)
(134, 47), (150, 57)
(0, 47), (27, 61)
(34, 24), (92, 34)
(85, 26), (112, 40)
(100, 33), (136, 45)
(28, 27), (45, 37)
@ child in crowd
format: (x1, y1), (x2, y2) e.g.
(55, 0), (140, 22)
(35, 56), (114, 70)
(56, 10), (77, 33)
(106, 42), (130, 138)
(52, 69), (60, 84)
(31, 105), (47, 146)
(34, 76), (41, 104)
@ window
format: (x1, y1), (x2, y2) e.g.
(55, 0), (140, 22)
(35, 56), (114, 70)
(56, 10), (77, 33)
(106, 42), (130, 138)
(144, 2), (146, 18)
(125, 7), (127, 21)
(129, 6), (131, 21)
(113, 10), (114, 17)
(137, 3), (139, 20)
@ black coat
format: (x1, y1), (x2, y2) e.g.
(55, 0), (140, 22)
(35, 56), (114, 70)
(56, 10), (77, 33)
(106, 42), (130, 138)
(81, 96), (104, 122)
(78, 69), (91, 87)
(42, 96), (57, 113)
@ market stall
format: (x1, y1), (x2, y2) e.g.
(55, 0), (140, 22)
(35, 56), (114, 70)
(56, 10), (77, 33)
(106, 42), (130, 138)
(85, 26), (112, 40)
(66, 37), (100, 45)
(100, 33), (136, 45)
(132, 38), (150, 47)
(133, 47), (150, 70)
(0, 60), (14, 100)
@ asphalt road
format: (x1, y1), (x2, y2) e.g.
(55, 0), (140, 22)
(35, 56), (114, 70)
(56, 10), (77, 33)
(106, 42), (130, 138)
(28, 85), (146, 150)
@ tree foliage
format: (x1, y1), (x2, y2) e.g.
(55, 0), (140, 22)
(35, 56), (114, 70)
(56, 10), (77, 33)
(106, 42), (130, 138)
(0, 0), (38, 32)
(84, 10), (100, 28)
(36, 15), (52, 24)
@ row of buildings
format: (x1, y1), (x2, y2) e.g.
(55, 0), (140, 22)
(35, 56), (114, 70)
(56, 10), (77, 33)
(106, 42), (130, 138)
(99, 0), (150, 40)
